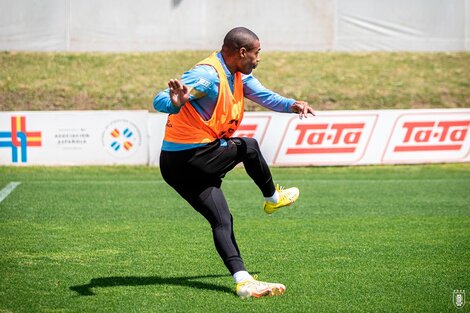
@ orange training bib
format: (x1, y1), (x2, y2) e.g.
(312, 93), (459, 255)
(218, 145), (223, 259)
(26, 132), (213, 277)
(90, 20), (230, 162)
(163, 52), (244, 144)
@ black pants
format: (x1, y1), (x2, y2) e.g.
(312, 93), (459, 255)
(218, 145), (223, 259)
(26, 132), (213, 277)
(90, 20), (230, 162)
(159, 137), (275, 275)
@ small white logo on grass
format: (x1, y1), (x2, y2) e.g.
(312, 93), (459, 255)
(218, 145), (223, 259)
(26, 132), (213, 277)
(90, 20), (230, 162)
(453, 290), (465, 309)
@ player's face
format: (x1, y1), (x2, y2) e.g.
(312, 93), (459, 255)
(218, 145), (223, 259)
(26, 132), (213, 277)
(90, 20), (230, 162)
(239, 40), (261, 74)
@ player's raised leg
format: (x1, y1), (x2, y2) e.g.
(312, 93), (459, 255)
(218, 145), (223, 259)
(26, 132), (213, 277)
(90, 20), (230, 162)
(233, 137), (300, 214)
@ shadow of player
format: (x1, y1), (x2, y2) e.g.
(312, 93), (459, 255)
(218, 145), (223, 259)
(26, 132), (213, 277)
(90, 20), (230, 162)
(69, 273), (234, 296)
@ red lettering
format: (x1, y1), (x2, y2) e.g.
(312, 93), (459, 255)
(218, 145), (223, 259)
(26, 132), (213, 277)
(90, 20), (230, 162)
(295, 124), (328, 145)
(395, 120), (470, 152)
(307, 132), (325, 145)
(415, 129), (432, 142)
(330, 123), (364, 144)
(289, 123), (365, 154)
(234, 124), (257, 138)
(437, 121), (469, 141)
(238, 125), (257, 131)
(287, 147), (356, 154)
(450, 129), (467, 142)
(438, 121), (469, 142)
(344, 131), (362, 144)
(402, 122), (434, 143)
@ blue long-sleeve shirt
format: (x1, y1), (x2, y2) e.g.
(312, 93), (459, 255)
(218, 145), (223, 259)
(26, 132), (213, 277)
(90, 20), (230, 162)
(154, 52), (296, 151)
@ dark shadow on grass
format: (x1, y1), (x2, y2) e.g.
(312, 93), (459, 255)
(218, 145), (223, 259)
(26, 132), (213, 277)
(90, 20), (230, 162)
(69, 274), (233, 296)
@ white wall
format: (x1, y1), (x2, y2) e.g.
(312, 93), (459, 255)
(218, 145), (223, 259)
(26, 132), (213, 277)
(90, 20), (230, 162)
(0, 0), (468, 52)
(336, 0), (469, 51)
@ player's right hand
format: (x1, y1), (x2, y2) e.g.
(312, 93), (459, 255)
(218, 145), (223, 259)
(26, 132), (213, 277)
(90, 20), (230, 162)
(168, 79), (190, 107)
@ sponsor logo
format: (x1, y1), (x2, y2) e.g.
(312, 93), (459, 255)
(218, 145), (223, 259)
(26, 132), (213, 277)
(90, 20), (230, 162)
(54, 128), (90, 150)
(394, 121), (469, 152)
(274, 114), (377, 165)
(234, 124), (257, 138)
(102, 119), (141, 158)
(219, 119), (239, 138)
(286, 122), (365, 154)
(453, 290), (465, 309)
(383, 113), (470, 163)
(0, 116), (42, 163)
(232, 115), (271, 144)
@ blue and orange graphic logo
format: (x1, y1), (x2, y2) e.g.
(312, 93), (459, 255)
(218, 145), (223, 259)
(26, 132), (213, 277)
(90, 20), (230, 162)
(102, 119), (141, 158)
(0, 116), (42, 163)
(110, 127), (134, 151)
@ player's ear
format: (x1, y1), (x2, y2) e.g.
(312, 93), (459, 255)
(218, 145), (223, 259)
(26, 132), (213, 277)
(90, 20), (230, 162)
(239, 47), (247, 58)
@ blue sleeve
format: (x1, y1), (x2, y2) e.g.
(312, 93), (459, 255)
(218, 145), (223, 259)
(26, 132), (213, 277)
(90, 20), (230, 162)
(153, 65), (217, 114)
(153, 89), (179, 114)
(243, 74), (296, 113)
(182, 65), (217, 96)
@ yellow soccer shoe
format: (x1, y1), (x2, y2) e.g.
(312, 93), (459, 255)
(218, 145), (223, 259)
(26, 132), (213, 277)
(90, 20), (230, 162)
(236, 277), (286, 299)
(263, 184), (300, 214)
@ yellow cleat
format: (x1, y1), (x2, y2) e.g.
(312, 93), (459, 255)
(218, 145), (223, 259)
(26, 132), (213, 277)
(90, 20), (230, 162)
(236, 277), (286, 299)
(263, 184), (300, 214)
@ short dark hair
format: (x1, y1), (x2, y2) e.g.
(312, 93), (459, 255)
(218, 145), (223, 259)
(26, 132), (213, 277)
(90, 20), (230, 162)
(222, 27), (259, 52)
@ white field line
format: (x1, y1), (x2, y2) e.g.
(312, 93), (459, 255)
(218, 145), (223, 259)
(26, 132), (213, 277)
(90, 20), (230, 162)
(0, 182), (21, 203)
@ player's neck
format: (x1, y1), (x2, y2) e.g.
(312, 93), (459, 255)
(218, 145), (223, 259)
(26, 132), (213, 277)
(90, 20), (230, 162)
(221, 51), (238, 75)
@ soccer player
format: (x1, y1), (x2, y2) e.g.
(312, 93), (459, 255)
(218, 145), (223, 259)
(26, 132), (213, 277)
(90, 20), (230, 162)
(153, 27), (315, 299)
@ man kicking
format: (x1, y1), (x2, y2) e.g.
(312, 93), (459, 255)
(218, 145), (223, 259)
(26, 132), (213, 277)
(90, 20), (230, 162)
(153, 27), (315, 299)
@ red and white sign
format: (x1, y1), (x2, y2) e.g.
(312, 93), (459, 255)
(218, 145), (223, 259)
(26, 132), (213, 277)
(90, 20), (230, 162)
(3, 109), (468, 167)
(273, 114), (378, 165)
(382, 112), (470, 163)
(232, 115), (271, 144)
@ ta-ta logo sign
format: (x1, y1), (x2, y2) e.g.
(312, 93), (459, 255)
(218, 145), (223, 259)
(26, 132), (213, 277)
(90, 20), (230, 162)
(232, 116), (271, 145)
(288, 123), (364, 154)
(0, 116), (42, 163)
(383, 113), (470, 163)
(395, 121), (469, 152)
(234, 124), (257, 138)
(274, 114), (378, 165)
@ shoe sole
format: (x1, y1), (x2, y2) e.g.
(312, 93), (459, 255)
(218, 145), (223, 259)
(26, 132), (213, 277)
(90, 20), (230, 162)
(239, 286), (286, 299)
(264, 193), (299, 215)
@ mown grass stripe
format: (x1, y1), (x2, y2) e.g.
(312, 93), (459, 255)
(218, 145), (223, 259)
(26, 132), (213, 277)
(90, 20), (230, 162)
(0, 182), (21, 203)
(22, 178), (470, 184)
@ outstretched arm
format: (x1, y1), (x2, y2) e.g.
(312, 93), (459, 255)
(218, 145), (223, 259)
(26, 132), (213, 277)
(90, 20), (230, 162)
(154, 66), (215, 114)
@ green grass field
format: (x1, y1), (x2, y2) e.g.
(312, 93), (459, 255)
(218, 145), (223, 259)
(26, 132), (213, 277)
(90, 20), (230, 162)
(0, 164), (469, 312)
(1, 51), (469, 112)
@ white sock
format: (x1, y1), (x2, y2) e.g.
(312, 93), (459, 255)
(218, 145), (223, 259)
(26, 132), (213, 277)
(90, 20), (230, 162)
(233, 271), (253, 283)
(264, 190), (280, 203)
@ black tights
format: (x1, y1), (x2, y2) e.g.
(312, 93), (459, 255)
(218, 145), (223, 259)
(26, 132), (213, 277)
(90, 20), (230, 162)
(159, 137), (275, 274)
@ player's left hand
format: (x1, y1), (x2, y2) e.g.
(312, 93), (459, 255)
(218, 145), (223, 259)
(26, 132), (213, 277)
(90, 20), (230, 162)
(291, 101), (315, 119)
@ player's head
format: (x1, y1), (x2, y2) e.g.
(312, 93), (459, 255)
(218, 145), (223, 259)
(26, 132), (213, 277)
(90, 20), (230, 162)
(222, 27), (260, 75)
